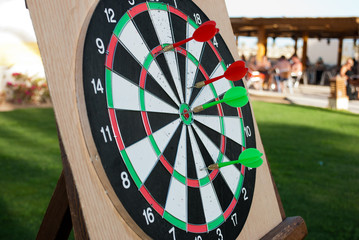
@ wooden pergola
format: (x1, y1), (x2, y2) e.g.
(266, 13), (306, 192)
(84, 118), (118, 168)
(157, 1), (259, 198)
(230, 17), (359, 70)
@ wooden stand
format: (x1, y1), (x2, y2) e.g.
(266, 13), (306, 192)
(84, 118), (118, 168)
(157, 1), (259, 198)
(328, 76), (349, 110)
(28, 0), (307, 238)
(37, 131), (307, 240)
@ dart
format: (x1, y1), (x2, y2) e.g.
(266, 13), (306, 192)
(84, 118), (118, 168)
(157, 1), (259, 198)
(192, 86), (248, 113)
(190, 61), (248, 88)
(163, 20), (219, 52)
(206, 148), (263, 170)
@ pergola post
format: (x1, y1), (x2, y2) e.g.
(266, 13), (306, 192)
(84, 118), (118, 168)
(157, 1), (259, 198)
(256, 25), (266, 63)
(301, 32), (308, 72)
(294, 37), (298, 56)
(337, 37), (343, 68)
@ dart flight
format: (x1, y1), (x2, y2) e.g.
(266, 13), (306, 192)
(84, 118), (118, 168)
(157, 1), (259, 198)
(207, 148), (263, 170)
(191, 61), (248, 88)
(192, 86), (248, 113)
(163, 20), (219, 52)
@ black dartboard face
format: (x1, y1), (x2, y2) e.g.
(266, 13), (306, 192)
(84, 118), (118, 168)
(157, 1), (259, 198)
(82, 0), (257, 239)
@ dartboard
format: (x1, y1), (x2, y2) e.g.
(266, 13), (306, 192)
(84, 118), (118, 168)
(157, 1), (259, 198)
(81, 0), (257, 239)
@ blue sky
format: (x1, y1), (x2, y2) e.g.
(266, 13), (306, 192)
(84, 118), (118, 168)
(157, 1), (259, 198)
(224, 0), (359, 18)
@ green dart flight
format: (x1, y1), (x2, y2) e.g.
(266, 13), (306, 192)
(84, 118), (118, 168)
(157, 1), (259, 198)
(192, 86), (248, 113)
(207, 148), (263, 170)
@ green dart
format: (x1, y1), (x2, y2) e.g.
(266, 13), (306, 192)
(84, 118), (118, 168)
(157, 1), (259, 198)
(192, 86), (248, 113)
(207, 148), (263, 170)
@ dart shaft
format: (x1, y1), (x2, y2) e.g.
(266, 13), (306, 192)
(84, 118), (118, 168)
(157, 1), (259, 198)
(203, 74), (224, 85)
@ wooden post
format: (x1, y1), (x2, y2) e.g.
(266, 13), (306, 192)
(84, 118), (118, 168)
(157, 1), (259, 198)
(256, 25), (266, 63)
(294, 37), (298, 56)
(337, 37), (343, 69)
(301, 32), (308, 72)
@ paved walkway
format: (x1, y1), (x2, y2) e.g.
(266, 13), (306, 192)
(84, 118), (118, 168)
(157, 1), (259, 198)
(249, 84), (359, 114)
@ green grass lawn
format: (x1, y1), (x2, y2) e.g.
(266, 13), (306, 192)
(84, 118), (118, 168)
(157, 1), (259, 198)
(0, 103), (358, 239)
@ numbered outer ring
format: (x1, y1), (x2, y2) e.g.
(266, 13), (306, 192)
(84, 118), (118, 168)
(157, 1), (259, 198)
(80, 0), (257, 239)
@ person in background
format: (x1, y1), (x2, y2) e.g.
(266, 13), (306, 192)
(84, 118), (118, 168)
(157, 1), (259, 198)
(315, 57), (326, 85)
(291, 55), (302, 87)
(339, 58), (356, 99)
(257, 56), (272, 89)
(273, 56), (291, 93)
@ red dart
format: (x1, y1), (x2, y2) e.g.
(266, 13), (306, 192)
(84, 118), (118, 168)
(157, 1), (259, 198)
(163, 20), (219, 52)
(191, 60), (248, 88)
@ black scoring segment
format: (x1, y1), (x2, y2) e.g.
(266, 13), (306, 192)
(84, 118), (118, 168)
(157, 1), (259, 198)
(144, 160), (172, 208)
(212, 171), (235, 213)
(146, 112), (179, 134)
(132, 11), (160, 51)
(163, 124), (183, 166)
(186, 127), (197, 180)
(187, 186), (206, 225)
(169, 13), (187, 47)
(193, 120), (221, 148)
(145, 72), (178, 109)
(224, 135), (243, 166)
(113, 42), (142, 85)
(188, 71), (206, 106)
(155, 54), (181, 103)
(192, 126), (217, 167)
(115, 110), (147, 147)
(200, 43), (219, 78)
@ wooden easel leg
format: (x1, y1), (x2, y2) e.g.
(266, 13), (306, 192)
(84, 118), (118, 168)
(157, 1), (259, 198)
(261, 216), (308, 240)
(36, 171), (72, 240)
(37, 124), (89, 240)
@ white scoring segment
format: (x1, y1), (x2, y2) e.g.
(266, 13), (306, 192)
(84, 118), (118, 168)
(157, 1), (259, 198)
(118, 17), (180, 107)
(190, 85), (215, 108)
(165, 177), (187, 223)
(210, 63), (232, 97)
(223, 116), (244, 145)
(195, 115), (244, 145)
(173, 125), (187, 177)
(125, 137), (159, 183)
(219, 155), (241, 195)
(111, 71), (177, 114)
(119, 20), (149, 65)
(148, 61), (180, 106)
(188, 127), (208, 179)
(148, 9), (184, 103)
(152, 119), (181, 154)
(194, 115), (221, 136)
(148, 9), (173, 44)
(186, 23), (204, 61)
(185, 57), (198, 104)
(144, 90), (178, 114)
(200, 183), (223, 223)
(111, 71), (141, 111)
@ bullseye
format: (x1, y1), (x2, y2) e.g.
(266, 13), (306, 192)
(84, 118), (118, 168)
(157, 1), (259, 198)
(179, 103), (193, 125)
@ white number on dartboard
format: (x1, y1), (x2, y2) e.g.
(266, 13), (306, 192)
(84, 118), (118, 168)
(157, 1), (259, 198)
(143, 207), (155, 225)
(213, 36), (219, 47)
(231, 212), (238, 226)
(244, 126), (252, 137)
(104, 8), (116, 23)
(195, 236), (202, 240)
(216, 228), (224, 240)
(100, 125), (112, 143)
(91, 78), (104, 94)
(120, 172), (131, 189)
(128, 0), (135, 5)
(168, 227), (176, 240)
(95, 38), (105, 54)
(193, 13), (202, 25)
(242, 187), (249, 201)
